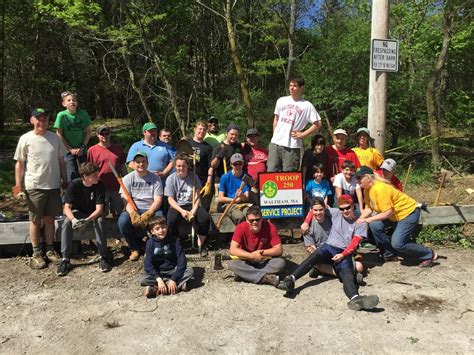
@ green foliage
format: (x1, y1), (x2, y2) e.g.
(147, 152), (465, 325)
(417, 225), (472, 249)
(0, 160), (15, 195)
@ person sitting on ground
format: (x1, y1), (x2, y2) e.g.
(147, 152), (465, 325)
(53, 91), (92, 182)
(301, 134), (327, 187)
(352, 127), (384, 171)
(375, 158), (403, 191)
(140, 216), (194, 298)
(355, 166), (437, 267)
(325, 128), (360, 182)
(217, 153), (251, 224)
(117, 151), (163, 261)
(87, 125), (126, 217)
(304, 163), (332, 207)
(13, 108), (66, 270)
(228, 206), (285, 287)
(278, 195), (379, 311)
(333, 160), (363, 213)
(301, 197), (364, 281)
(165, 153), (211, 257)
(57, 162), (112, 276)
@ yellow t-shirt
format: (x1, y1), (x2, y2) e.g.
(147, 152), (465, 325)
(364, 180), (417, 221)
(352, 147), (384, 170)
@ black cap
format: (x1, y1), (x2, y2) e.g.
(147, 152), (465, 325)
(355, 166), (374, 179)
(208, 116), (218, 123)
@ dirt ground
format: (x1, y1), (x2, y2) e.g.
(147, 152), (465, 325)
(0, 174), (473, 354)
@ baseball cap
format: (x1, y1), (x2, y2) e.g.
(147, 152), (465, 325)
(356, 127), (371, 137)
(31, 108), (48, 117)
(142, 122), (157, 132)
(338, 194), (353, 206)
(226, 123), (240, 132)
(355, 166), (374, 179)
(133, 151), (148, 160)
(380, 158), (396, 172)
(208, 116), (218, 123)
(230, 153), (244, 164)
(246, 128), (259, 136)
(333, 128), (348, 136)
(96, 125), (110, 134)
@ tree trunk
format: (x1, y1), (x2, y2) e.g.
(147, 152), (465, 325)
(426, 0), (453, 166)
(285, 0), (296, 84)
(224, 0), (253, 127)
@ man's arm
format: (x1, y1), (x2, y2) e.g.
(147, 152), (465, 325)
(82, 125), (92, 148)
(63, 203), (76, 221)
(261, 243), (283, 258)
(59, 155), (67, 184)
(272, 114), (278, 131)
(160, 160), (174, 177)
(87, 204), (104, 221)
(56, 128), (74, 153)
(229, 240), (265, 261)
(291, 121), (321, 140)
(14, 160), (25, 189)
(148, 195), (163, 214)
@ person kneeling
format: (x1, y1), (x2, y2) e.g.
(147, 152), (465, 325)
(140, 217), (194, 298)
(278, 195), (379, 311)
(228, 206), (285, 287)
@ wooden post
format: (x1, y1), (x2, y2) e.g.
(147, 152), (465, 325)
(367, 0), (389, 154)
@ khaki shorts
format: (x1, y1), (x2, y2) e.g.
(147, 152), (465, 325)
(26, 189), (62, 222)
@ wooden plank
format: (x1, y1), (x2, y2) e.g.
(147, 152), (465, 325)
(420, 205), (474, 225)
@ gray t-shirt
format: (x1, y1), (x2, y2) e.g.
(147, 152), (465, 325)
(164, 172), (201, 206)
(326, 208), (367, 249)
(303, 212), (332, 247)
(120, 171), (163, 210)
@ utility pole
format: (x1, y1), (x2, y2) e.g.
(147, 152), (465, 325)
(367, 0), (389, 153)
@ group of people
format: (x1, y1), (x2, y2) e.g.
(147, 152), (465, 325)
(12, 77), (437, 311)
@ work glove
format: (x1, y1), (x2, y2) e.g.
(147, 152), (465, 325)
(12, 185), (26, 200)
(139, 209), (155, 227)
(200, 182), (211, 197)
(72, 218), (90, 231)
(130, 210), (142, 227)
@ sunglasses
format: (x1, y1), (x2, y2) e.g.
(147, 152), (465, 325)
(339, 206), (352, 211)
(248, 218), (262, 223)
(61, 91), (77, 99)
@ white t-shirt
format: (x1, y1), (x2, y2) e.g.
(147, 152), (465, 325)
(333, 173), (360, 197)
(271, 95), (320, 149)
(14, 130), (66, 190)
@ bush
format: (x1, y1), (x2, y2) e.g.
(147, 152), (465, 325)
(417, 225), (473, 249)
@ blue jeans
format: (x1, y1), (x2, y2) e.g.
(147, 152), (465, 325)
(369, 208), (432, 261)
(117, 209), (163, 251)
(65, 152), (86, 182)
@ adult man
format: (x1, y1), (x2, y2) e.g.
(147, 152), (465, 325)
(159, 128), (177, 155)
(13, 108), (66, 269)
(204, 116), (226, 148)
(87, 125), (126, 217)
(165, 153), (211, 256)
(53, 91), (92, 182)
(228, 206), (285, 286)
(188, 120), (214, 211)
(57, 162), (112, 276)
(117, 152), (164, 261)
(278, 195), (379, 311)
(241, 128), (268, 182)
(127, 122), (174, 181)
(211, 124), (242, 179)
(375, 158), (403, 191)
(325, 128), (360, 181)
(268, 76), (322, 172)
(217, 153), (250, 224)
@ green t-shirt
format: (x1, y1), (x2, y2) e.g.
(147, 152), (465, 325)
(53, 109), (91, 148)
(204, 132), (226, 148)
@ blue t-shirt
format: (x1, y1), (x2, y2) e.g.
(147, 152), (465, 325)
(126, 140), (174, 173)
(305, 179), (332, 200)
(219, 171), (249, 199)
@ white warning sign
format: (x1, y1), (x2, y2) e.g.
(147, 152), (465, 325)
(371, 39), (398, 72)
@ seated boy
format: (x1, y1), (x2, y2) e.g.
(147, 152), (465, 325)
(140, 217), (194, 298)
(57, 162), (112, 276)
(228, 206), (285, 287)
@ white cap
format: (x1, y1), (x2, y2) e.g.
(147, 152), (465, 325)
(333, 128), (348, 136)
(380, 158), (396, 172)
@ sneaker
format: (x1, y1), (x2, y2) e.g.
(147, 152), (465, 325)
(179, 282), (188, 292)
(56, 259), (72, 276)
(99, 257), (112, 273)
(356, 273), (365, 286)
(30, 252), (47, 270)
(384, 255), (399, 262)
(277, 275), (295, 292)
(144, 286), (157, 298)
(129, 250), (140, 261)
(45, 250), (61, 265)
(419, 249), (438, 268)
(199, 247), (208, 258)
(347, 294), (379, 311)
(260, 274), (279, 287)
(233, 275), (243, 282)
(308, 267), (320, 279)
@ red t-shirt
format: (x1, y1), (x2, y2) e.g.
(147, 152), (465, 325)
(87, 143), (126, 191)
(325, 145), (361, 179)
(241, 143), (268, 182)
(375, 169), (403, 191)
(232, 220), (281, 252)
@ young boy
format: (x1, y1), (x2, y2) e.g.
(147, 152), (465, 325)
(54, 91), (92, 182)
(140, 217), (194, 298)
(301, 134), (327, 187)
(333, 160), (363, 212)
(304, 163), (332, 207)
